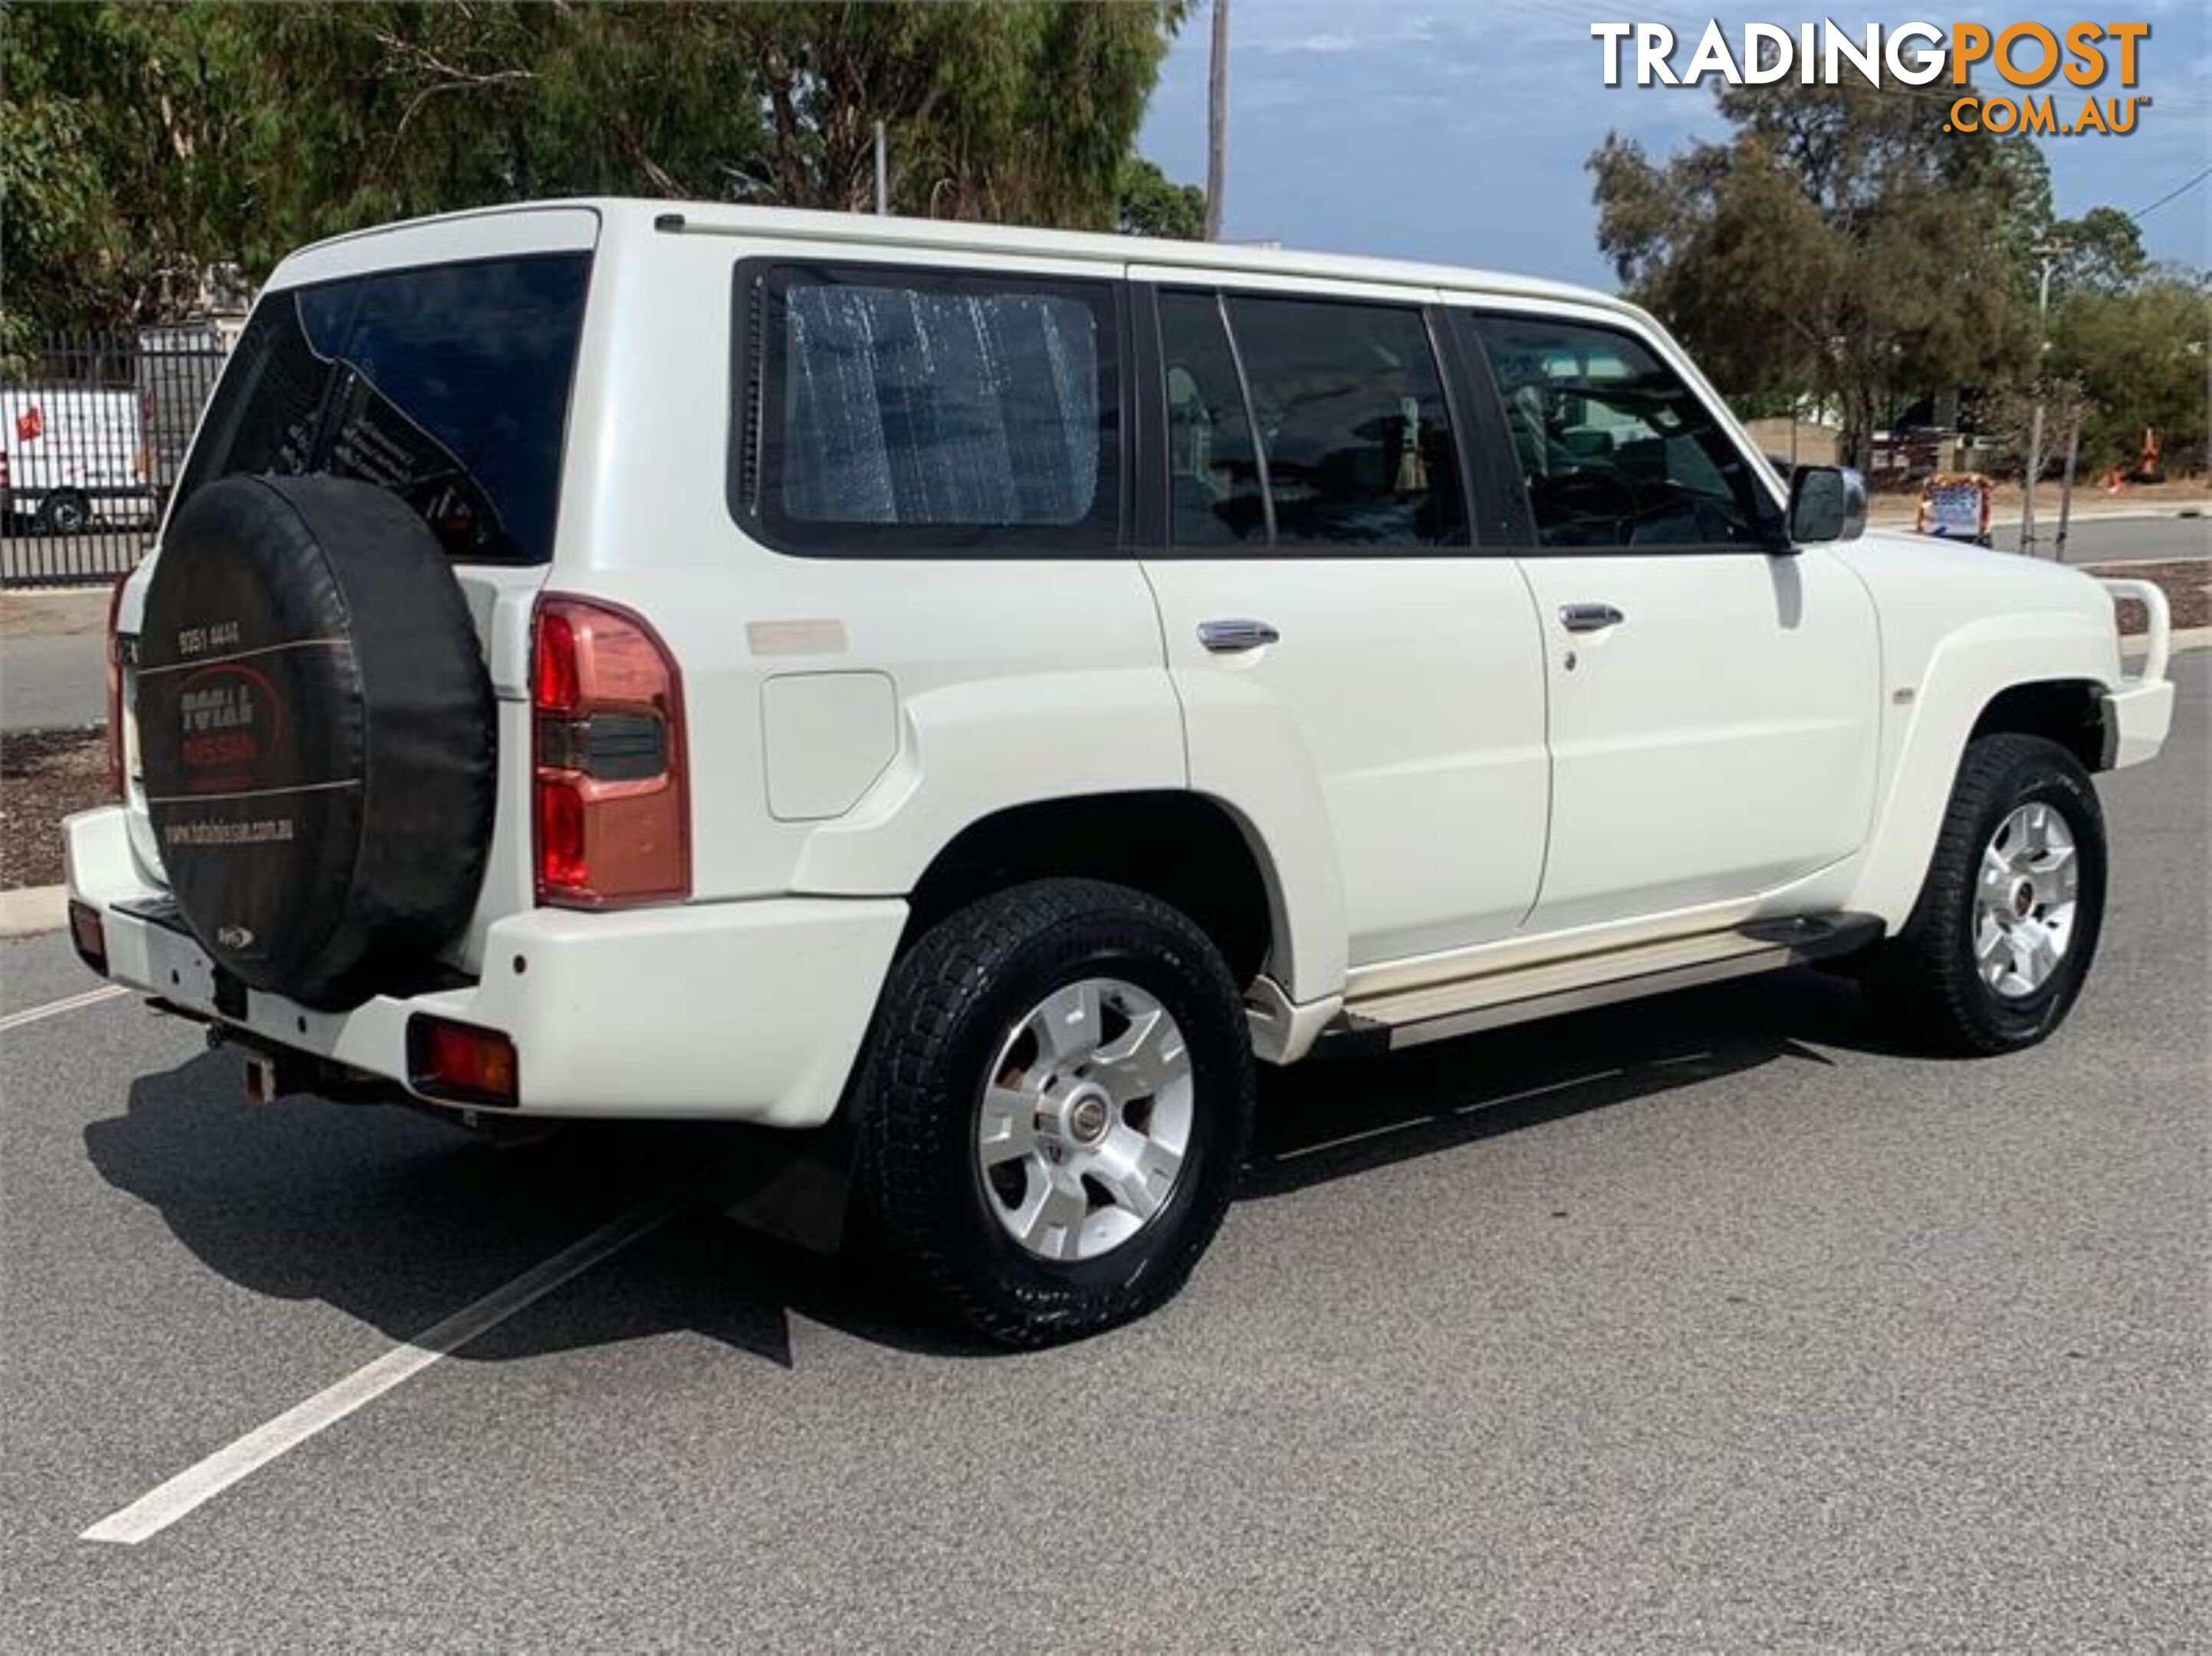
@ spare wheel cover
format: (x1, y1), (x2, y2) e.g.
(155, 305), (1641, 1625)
(135, 475), (495, 1008)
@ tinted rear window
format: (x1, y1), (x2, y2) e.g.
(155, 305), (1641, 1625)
(177, 253), (590, 564)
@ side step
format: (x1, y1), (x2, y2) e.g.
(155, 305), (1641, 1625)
(1313, 914), (1883, 1058)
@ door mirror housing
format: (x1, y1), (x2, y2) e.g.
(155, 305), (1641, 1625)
(1784, 465), (1868, 546)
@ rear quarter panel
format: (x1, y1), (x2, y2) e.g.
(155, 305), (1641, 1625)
(549, 215), (1189, 915)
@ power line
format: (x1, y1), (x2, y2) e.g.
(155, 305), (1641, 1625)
(2129, 165), (2212, 222)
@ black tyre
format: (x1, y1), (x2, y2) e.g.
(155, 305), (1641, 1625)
(1865, 733), (2106, 1054)
(856, 879), (1254, 1348)
(38, 489), (89, 534)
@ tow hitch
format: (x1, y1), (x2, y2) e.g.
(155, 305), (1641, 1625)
(205, 1025), (395, 1108)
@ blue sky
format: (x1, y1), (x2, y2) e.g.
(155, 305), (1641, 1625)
(1136, 2), (2212, 291)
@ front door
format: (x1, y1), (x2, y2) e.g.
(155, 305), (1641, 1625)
(1459, 308), (1882, 935)
(1134, 275), (1550, 973)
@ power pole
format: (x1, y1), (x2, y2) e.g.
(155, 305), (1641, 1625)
(2018, 240), (2063, 555)
(1204, 0), (1228, 242)
(873, 121), (888, 215)
(2055, 399), (2082, 563)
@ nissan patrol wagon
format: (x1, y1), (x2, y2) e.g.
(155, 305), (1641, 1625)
(66, 201), (2174, 1346)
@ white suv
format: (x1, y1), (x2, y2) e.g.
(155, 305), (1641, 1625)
(65, 201), (2174, 1345)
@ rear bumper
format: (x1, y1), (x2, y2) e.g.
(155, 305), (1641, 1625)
(64, 805), (905, 1126)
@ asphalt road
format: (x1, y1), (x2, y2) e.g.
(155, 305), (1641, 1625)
(2, 632), (107, 732)
(1860, 509), (2208, 565)
(2, 661), (2207, 1651)
(2, 586), (108, 733)
(2050, 512), (2211, 566)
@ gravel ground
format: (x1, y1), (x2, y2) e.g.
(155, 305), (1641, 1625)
(2099, 559), (2211, 632)
(1, 726), (107, 887)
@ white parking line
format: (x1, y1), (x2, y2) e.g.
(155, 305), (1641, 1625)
(0, 983), (130, 1033)
(81, 1181), (700, 1546)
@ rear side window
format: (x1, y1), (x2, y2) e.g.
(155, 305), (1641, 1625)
(177, 253), (590, 564)
(1158, 289), (1468, 551)
(1159, 292), (1269, 547)
(735, 263), (1122, 556)
(1227, 296), (1467, 549)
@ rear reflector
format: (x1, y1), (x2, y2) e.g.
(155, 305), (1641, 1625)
(407, 1014), (519, 1109)
(104, 574), (129, 798)
(530, 596), (689, 908)
(534, 776), (588, 892)
(533, 607), (580, 714)
(68, 901), (107, 978)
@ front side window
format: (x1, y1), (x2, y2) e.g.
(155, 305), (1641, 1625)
(1468, 314), (1768, 550)
(746, 265), (1120, 555)
(177, 254), (590, 564)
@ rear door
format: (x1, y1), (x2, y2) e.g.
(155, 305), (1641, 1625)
(128, 209), (601, 959)
(1132, 271), (1549, 973)
(1454, 307), (1880, 934)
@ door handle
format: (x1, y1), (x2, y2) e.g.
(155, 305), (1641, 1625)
(1559, 603), (1625, 633)
(1198, 618), (1280, 652)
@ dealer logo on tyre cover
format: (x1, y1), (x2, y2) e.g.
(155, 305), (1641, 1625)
(174, 661), (288, 794)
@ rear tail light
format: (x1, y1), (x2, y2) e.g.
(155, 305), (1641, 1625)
(407, 1014), (519, 1108)
(530, 596), (689, 907)
(104, 574), (129, 798)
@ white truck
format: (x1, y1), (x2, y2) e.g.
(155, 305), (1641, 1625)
(0, 385), (151, 534)
(64, 202), (2174, 1346)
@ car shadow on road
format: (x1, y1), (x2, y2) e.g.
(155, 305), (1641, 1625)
(1243, 965), (1893, 1198)
(82, 966), (1908, 1368)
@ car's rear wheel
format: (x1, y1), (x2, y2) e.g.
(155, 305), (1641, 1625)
(855, 879), (1254, 1348)
(1865, 733), (2106, 1054)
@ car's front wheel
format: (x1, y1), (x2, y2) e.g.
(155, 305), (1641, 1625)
(1865, 732), (2107, 1054)
(856, 879), (1254, 1347)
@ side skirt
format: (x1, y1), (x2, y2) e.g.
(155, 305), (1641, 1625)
(1311, 914), (1883, 1060)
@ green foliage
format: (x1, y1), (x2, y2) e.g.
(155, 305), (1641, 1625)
(1116, 157), (1205, 239)
(2048, 273), (2210, 472)
(2, 1), (1191, 343)
(2046, 206), (2147, 297)
(1, 3), (265, 355)
(1590, 80), (2050, 465)
(1587, 80), (2198, 474)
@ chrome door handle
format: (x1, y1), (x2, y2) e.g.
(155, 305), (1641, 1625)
(1559, 603), (1625, 633)
(1198, 619), (1280, 652)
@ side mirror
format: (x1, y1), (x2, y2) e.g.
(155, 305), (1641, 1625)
(1785, 465), (1867, 546)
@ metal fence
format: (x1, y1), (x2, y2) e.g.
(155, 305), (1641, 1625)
(2, 327), (232, 586)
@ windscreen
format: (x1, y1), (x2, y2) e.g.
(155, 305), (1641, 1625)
(175, 253), (590, 564)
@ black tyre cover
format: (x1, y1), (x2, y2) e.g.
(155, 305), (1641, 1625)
(136, 475), (495, 1008)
